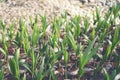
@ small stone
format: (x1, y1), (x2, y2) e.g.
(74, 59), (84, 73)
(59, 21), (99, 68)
(88, 0), (95, 3)
(106, 63), (112, 70)
(67, 68), (79, 76)
(114, 73), (120, 80)
(84, 67), (94, 72)
(79, 0), (88, 4)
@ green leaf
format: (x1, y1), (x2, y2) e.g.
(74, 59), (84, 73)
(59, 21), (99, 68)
(22, 74), (26, 80)
(90, 28), (95, 40)
(51, 34), (57, 48)
(96, 7), (100, 21)
(76, 43), (83, 56)
(36, 57), (45, 80)
(84, 16), (90, 34)
(31, 23), (40, 47)
(83, 37), (97, 55)
(110, 70), (116, 80)
(15, 48), (20, 61)
(103, 41), (112, 61)
(0, 20), (6, 31)
(22, 63), (32, 73)
(9, 49), (20, 80)
(0, 68), (4, 80)
(105, 9), (112, 20)
(0, 48), (6, 56)
(71, 16), (81, 38)
(112, 4), (120, 18)
(64, 50), (69, 64)
(79, 37), (100, 78)
(52, 18), (61, 38)
(31, 50), (36, 74)
(68, 31), (77, 51)
(41, 15), (48, 34)
(81, 41), (100, 68)
(8, 22), (14, 40)
(112, 25), (120, 51)
(9, 58), (20, 80)
(103, 68), (110, 80)
(23, 28), (30, 55)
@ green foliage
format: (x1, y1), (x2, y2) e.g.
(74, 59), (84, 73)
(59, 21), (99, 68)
(78, 37), (101, 78)
(9, 49), (20, 80)
(0, 4), (120, 80)
(8, 22), (15, 41)
(0, 68), (4, 80)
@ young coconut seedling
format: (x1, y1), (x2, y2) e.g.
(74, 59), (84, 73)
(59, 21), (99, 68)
(8, 48), (20, 80)
(0, 20), (8, 61)
(78, 37), (101, 79)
